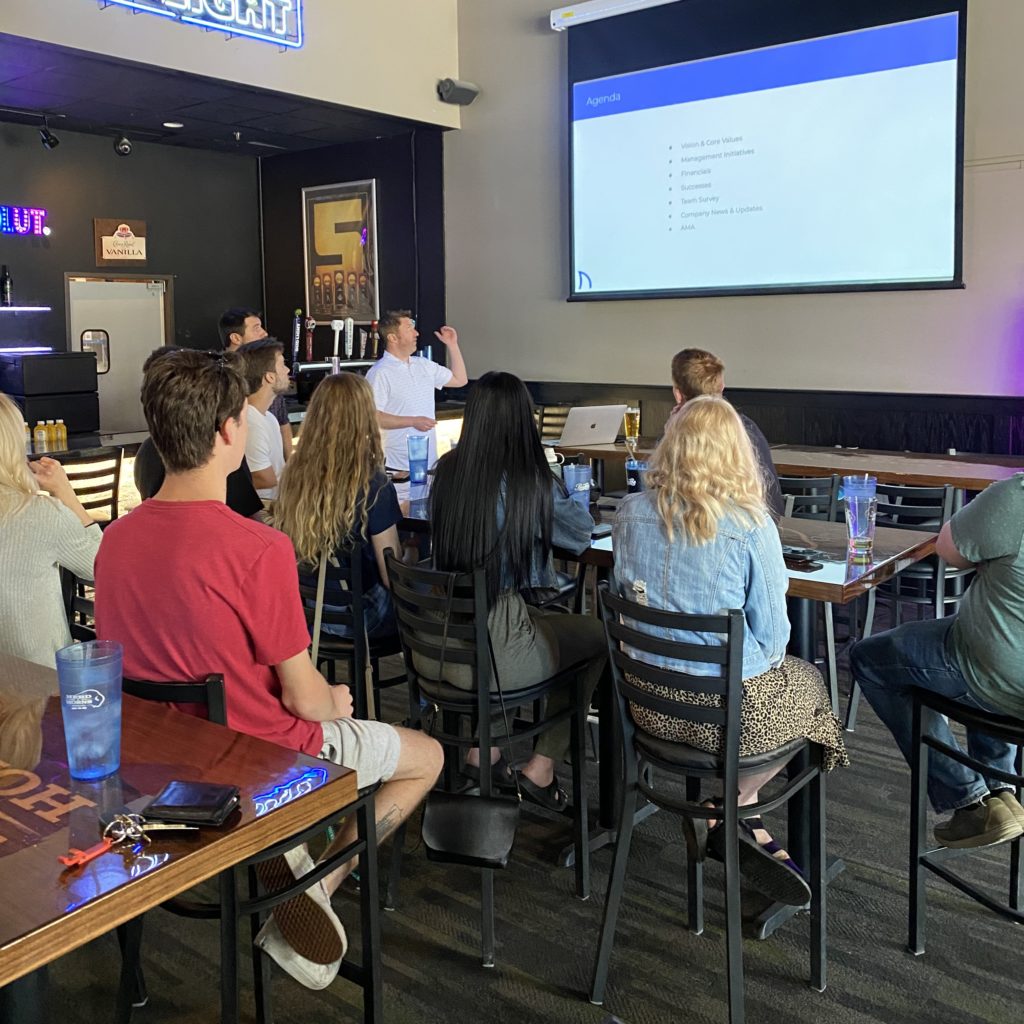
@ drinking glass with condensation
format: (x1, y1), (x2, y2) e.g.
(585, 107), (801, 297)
(55, 640), (123, 780)
(624, 406), (640, 445)
(842, 475), (878, 564)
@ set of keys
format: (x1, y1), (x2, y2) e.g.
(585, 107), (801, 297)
(58, 813), (197, 869)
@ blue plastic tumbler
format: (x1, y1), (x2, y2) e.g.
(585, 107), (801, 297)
(626, 459), (648, 495)
(408, 433), (429, 484)
(563, 462), (592, 510)
(56, 640), (123, 781)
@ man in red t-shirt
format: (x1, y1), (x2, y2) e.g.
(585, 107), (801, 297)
(96, 349), (442, 990)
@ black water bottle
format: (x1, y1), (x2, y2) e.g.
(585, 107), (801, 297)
(0, 265), (12, 307)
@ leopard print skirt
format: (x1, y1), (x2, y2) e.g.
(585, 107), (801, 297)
(627, 655), (849, 772)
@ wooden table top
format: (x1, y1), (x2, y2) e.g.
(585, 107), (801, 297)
(770, 445), (1024, 491)
(0, 654), (356, 989)
(554, 439), (1024, 491)
(401, 509), (936, 606)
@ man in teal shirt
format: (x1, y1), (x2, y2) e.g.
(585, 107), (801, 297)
(851, 474), (1024, 849)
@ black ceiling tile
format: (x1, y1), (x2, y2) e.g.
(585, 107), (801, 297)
(238, 113), (333, 134)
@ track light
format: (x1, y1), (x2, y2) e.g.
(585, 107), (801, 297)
(38, 119), (59, 150)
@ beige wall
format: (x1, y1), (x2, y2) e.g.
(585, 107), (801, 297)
(445, 1), (1024, 396)
(5, 0), (461, 129)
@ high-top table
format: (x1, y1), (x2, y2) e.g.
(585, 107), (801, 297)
(0, 653), (365, 1021)
(554, 439), (1024, 492)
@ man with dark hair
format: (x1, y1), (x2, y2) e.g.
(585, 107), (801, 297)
(219, 307), (293, 461)
(670, 347), (784, 520)
(365, 310), (468, 503)
(95, 348), (442, 990)
(236, 338), (289, 500)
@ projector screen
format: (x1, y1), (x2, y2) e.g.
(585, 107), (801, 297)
(568, 1), (967, 300)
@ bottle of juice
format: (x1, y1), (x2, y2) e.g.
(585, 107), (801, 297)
(24, 421), (31, 453)
(46, 420), (57, 449)
(55, 419), (68, 450)
(33, 421), (49, 453)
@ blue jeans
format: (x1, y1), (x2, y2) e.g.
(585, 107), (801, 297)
(850, 617), (1018, 813)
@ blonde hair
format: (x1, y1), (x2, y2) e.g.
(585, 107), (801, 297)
(273, 373), (384, 565)
(647, 395), (767, 544)
(0, 392), (38, 520)
(0, 695), (46, 770)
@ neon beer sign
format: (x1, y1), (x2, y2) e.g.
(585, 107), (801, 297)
(99, 0), (303, 49)
(0, 206), (48, 236)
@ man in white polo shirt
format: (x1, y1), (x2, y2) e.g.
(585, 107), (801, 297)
(365, 310), (468, 501)
(237, 338), (289, 501)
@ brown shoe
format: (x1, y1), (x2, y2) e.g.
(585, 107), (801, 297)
(988, 790), (1024, 829)
(934, 799), (1023, 849)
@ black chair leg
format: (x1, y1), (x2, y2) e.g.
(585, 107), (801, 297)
(723, 802), (745, 1024)
(571, 688), (590, 900)
(248, 866), (272, 1024)
(809, 770), (827, 992)
(684, 776), (704, 936)
(220, 867), (240, 1024)
(115, 916), (146, 1023)
(481, 868), (496, 968)
(358, 793), (383, 1023)
(385, 822), (406, 911)
(589, 784), (639, 1005)
(1011, 837), (1022, 913)
(908, 699), (928, 956)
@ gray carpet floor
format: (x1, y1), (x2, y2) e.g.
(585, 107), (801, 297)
(43, 640), (1023, 1024)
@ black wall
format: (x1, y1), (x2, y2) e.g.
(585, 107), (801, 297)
(259, 129), (445, 353)
(0, 122), (261, 352)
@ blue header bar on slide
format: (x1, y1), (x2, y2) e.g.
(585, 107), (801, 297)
(573, 13), (959, 122)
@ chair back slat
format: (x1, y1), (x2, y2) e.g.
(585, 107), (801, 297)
(606, 618), (730, 668)
(63, 450), (123, 522)
(871, 483), (953, 533)
(599, 584), (744, 764)
(778, 475), (839, 522)
(123, 673), (228, 726)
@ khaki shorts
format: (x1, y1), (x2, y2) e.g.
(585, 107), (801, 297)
(319, 717), (402, 787)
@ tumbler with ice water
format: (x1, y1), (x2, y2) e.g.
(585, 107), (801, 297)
(843, 475), (878, 563)
(56, 640), (123, 781)
(407, 433), (429, 485)
(563, 462), (592, 510)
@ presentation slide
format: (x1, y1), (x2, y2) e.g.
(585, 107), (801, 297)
(571, 13), (960, 297)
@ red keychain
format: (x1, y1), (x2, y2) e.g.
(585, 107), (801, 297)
(59, 837), (114, 869)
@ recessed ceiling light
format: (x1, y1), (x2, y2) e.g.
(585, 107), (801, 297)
(162, 121), (184, 129)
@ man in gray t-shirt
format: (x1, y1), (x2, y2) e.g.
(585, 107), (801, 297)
(851, 474), (1024, 851)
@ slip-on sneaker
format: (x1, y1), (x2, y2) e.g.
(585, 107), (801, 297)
(987, 790), (1024, 829)
(254, 845), (347, 989)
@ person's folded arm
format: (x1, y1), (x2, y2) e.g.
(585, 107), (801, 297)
(275, 650), (353, 721)
(936, 520), (975, 570)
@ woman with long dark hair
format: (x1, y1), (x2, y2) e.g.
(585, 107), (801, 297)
(429, 371), (607, 808)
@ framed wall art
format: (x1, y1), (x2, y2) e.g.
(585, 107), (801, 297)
(302, 180), (379, 323)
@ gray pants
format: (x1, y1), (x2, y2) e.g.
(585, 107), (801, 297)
(417, 592), (608, 763)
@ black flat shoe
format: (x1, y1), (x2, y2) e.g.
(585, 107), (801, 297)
(462, 753), (518, 792)
(706, 821), (811, 907)
(518, 773), (569, 811)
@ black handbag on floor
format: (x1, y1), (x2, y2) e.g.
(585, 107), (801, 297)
(419, 572), (520, 871)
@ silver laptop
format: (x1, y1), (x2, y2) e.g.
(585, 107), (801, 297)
(547, 404), (627, 447)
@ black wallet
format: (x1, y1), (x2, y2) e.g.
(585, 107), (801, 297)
(143, 781), (240, 826)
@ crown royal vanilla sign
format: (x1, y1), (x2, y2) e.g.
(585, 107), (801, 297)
(94, 219), (148, 267)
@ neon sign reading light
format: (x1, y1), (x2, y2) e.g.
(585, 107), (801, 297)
(99, 0), (304, 49)
(0, 206), (48, 236)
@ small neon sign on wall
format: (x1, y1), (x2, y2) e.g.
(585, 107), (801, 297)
(100, 0), (304, 49)
(0, 206), (49, 236)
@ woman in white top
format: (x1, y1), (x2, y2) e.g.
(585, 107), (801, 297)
(0, 392), (102, 667)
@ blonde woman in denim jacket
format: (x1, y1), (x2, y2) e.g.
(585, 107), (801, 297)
(612, 396), (847, 901)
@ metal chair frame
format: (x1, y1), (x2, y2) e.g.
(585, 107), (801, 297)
(115, 674), (382, 1024)
(63, 450), (123, 524)
(908, 688), (1024, 954)
(386, 552), (591, 966)
(589, 585), (827, 1024)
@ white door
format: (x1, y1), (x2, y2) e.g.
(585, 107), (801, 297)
(68, 278), (167, 432)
